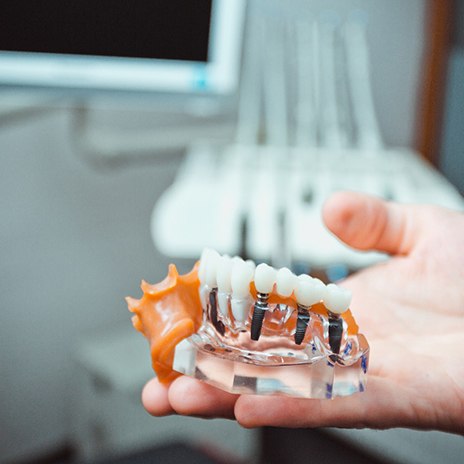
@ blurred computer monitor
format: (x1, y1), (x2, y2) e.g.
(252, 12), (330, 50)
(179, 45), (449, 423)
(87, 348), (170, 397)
(0, 0), (245, 96)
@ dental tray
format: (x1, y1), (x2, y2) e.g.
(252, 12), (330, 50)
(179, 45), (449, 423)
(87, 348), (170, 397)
(127, 249), (369, 399)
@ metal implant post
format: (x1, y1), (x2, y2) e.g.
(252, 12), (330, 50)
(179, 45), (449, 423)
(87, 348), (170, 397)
(250, 292), (269, 341)
(209, 288), (225, 336)
(251, 263), (277, 341)
(324, 283), (351, 359)
(328, 312), (343, 355)
(294, 304), (310, 345)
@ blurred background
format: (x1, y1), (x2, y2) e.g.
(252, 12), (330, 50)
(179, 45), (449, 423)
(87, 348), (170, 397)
(0, 1), (463, 463)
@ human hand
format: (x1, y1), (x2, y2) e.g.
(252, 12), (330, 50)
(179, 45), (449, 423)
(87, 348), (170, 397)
(142, 192), (464, 434)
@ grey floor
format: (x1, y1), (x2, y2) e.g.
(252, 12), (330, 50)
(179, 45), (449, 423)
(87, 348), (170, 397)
(261, 428), (391, 464)
(15, 429), (391, 464)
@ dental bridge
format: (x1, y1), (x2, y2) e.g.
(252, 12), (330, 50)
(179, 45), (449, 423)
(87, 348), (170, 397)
(127, 249), (369, 399)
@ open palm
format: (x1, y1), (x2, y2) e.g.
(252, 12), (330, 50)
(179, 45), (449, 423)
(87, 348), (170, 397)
(143, 192), (464, 434)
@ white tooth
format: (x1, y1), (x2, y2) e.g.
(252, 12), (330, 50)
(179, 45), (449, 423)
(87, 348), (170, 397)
(324, 283), (352, 314)
(205, 249), (220, 288)
(312, 278), (327, 299)
(232, 256), (255, 271)
(198, 248), (211, 284)
(216, 255), (233, 293)
(217, 292), (229, 317)
(295, 277), (327, 307)
(254, 263), (277, 293)
(245, 259), (256, 272)
(200, 285), (209, 309)
(276, 267), (298, 297)
(198, 248), (220, 285)
(230, 258), (254, 298)
(231, 299), (250, 322)
(298, 273), (312, 282)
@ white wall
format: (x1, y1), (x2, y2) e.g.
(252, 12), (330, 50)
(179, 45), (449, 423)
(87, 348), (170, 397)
(250, 0), (426, 148)
(0, 109), (184, 461)
(0, 1), (427, 462)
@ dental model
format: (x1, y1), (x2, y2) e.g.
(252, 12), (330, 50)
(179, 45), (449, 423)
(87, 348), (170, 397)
(127, 249), (369, 398)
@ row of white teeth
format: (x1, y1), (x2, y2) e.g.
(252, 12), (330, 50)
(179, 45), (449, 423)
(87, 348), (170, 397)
(198, 248), (351, 315)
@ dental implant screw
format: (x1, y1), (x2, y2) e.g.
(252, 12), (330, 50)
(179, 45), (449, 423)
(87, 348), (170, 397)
(250, 292), (269, 341)
(209, 288), (225, 336)
(295, 304), (310, 345)
(328, 312), (343, 356)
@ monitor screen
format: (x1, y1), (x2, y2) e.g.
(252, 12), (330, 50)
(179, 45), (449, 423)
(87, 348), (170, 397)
(0, 0), (245, 94)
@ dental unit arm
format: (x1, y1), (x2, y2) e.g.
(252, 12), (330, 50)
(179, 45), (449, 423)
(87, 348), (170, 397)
(127, 249), (369, 399)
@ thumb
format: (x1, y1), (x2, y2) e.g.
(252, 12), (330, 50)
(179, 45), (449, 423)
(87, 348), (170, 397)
(322, 191), (424, 255)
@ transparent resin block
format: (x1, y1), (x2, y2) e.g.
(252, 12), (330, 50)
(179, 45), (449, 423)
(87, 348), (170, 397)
(173, 287), (369, 399)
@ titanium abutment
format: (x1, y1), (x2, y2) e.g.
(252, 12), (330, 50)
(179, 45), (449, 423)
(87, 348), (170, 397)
(328, 312), (343, 356)
(294, 304), (311, 345)
(324, 282), (352, 357)
(209, 287), (225, 336)
(251, 263), (277, 341)
(251, 292), (270, 341)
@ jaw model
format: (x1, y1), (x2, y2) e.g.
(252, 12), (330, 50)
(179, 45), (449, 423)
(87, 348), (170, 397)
(127, 249), (369, 399)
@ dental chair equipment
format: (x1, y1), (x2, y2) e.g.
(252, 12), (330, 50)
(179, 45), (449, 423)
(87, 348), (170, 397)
(151, 6), (463, 272)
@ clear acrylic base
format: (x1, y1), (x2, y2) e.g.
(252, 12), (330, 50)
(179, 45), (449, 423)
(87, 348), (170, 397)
(173, 331), (369, 399)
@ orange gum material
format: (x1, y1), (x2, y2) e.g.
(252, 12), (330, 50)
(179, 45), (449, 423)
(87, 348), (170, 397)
(127, 263), (359, 383)
(127, 263), (202, 383)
